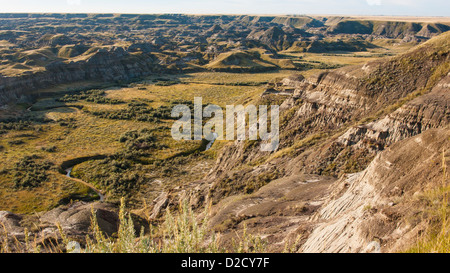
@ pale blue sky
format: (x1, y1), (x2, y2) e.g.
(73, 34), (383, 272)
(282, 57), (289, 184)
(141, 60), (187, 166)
(0, 0), (449, 16)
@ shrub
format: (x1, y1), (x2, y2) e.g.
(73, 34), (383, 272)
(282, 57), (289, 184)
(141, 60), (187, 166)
(90, 102), (158, 122)
(41, 145), (57, 152)
(88, 100), (194, 122)
(12, 155), (53, 189)
(58, 90), (124, 104)
(58, 118), (77, 129)
(119, 128), (162, 152)
(8, 140), (25, 146)
(72, 158), (143, 197)
(0, 121), (32, 131)
(154, 80), (181, 86)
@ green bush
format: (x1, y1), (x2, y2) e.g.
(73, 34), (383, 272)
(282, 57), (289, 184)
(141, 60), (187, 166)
(154, 80), (181, 86)
(12, 155), (53, 189)
(58, 118), (77, 129)
(8, 139), (25, 146)
(58, 90), (124, 104)
(41, 145), (57, 152)
(87, 99), (196, 123)
(119, 128), (166, 153)
(73, 158), (143, 197)
(0, 121), (32, 131)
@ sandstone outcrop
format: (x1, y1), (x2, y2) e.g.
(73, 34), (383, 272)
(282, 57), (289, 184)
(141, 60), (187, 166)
(301, 128), (449, 253)
(0, 202), (121, 251)
(182, 32), (450, 252)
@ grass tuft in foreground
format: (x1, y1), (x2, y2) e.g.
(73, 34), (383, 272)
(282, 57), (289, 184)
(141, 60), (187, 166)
(407, 149), (450, 253)
(0, 198), (266, 253)
(82, 198), (267, 253)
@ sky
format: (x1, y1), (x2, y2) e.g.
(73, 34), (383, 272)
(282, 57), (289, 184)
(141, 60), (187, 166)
(0, 0), (449, 17)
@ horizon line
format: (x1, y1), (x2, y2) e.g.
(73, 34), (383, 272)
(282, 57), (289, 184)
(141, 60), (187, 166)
(1, 12), (450, 18)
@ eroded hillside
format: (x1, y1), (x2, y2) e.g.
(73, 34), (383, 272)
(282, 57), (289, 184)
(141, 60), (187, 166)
(1, 14), (449, 107)
(0, 14), (449, 253)
(177, 32), (450, 252)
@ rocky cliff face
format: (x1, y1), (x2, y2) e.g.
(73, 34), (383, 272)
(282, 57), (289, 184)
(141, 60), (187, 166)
(301, 128), (449, 253)
(330, 20), (450, 38)
(0, 47), (161, 106)
(202, 128), (448, 252)
(0, 202), (120, 251)
(1, 14), (448, 108)
(181, 32), (450, 252)
(337, 75), (449, 151)
(0, 201), (149, 252)
(204, 31), (449, 185)
(247, 26), (293, 51)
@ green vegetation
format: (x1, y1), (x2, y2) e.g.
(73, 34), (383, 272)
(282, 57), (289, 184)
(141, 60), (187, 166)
(2, 30), (447, 250)
(72, 158), (142, 197)
(57, 118), (77, 129)
(87, 101), (193, 122)
(154, 79), (182, 86)
(359, 50), (450, 124)
(268, 132), (328, 161)
(11, 155), (54, 189)
(118, 128), (169, 158)
(58, 89), (125, 104)
(1, 72), (250, 211)
(89, 102), (157, 121)
(0, 121), (33, 133)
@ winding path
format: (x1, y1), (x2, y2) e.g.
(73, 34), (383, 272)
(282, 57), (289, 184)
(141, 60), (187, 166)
(65, 167), (105, 201)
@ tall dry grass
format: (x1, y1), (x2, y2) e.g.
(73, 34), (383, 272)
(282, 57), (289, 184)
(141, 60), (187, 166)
(407, 149), (450, 253)
(1, 198), (268, 253)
